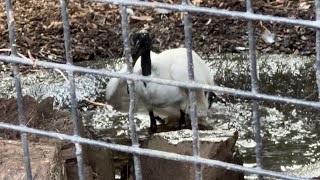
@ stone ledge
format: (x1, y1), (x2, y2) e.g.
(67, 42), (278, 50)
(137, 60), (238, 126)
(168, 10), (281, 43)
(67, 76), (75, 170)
(0, 138), (65, 180)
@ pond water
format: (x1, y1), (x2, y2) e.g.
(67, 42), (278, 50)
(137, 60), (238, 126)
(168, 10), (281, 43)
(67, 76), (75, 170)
(209, 53), (320, 175)
(1, 52), (319, 179)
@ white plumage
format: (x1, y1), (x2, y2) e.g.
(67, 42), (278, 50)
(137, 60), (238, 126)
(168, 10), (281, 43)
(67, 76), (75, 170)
(105, 66), (127, 101)
(105, 51), (158, 101)
(106, 31), (216, 132)
(133, 48), (214, 115)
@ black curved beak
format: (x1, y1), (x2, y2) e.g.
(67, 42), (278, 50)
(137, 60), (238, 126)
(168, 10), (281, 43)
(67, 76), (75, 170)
(130, 40), (140, 66)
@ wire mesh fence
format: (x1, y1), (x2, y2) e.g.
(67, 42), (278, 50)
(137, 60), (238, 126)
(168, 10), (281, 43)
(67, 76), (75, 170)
(0, 0), (319, 180)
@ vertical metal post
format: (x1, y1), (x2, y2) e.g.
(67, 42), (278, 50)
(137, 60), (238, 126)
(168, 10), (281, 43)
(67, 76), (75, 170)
(5, 0), (33, 179)
(246, 0), (263, 179)
(315, 0), (320, 100)
(182, 0), (202, 179)
(121, 5), (142, 180)
(60, 0), (85, 179)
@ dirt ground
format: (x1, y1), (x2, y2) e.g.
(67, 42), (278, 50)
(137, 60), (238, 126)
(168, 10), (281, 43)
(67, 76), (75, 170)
(0, 96), (78, 140)
(0, 0), (317, 63)
(0, 96), (115, 179)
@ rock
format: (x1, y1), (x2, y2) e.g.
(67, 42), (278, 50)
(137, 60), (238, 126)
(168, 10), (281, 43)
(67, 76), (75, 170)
(0, 96), (41, 139)
(87, 145), (115, 180)
(66, 161), (94, 180)
(286, 161), (320, 179)
(0, 96), (89, 161)
(0, 138), (66, 180)
(0, 96), (115, 180)
(127, 129), (244, 180)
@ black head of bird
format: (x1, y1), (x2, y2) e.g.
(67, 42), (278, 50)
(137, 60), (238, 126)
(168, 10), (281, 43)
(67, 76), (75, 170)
(130, 31), (152, 65)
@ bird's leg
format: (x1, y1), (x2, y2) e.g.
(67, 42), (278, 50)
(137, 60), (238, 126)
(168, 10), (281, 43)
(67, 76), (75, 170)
(126, 84), (129, 95)
(154, 116), (165, 124)
(148, 111), (157, 133)
(208, 91), (226, 108)
(179, 110), (187, 129)
(207, 91), (214, 109)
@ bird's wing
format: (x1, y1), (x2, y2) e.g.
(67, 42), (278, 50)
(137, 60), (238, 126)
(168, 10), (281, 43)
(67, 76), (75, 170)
(168, 50), (214, 110)
(193, 55), (215, 85)
(168, 50), (212, 84)
(105, 66), (127, 101)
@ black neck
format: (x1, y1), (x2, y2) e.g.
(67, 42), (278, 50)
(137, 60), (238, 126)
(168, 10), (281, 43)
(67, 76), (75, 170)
(141, 50), (151, 76)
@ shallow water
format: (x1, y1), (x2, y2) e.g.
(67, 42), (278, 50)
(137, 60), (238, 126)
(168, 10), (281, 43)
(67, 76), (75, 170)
(208, 53), (320, 174)
(1, 52), (319, 178)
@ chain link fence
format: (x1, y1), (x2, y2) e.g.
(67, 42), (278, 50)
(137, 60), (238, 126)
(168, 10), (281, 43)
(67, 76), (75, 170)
(1, 0), (319, 180)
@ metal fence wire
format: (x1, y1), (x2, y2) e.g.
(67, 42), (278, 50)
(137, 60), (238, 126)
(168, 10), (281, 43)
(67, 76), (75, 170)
(1, 0), (319, 180)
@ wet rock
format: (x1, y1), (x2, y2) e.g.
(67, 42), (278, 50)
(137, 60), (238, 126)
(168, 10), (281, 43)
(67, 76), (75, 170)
(286, 161), (320, 179)
(0, 138), (66, 180)
(128, 129), (243, 180)
(83, 106), (151, 143)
